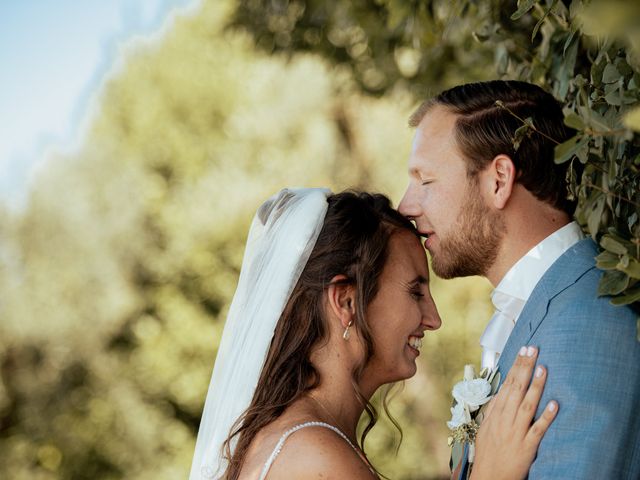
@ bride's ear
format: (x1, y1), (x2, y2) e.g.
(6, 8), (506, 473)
(326, 274), (356, 329)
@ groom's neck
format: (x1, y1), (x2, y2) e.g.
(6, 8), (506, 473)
(486, 202), (571, 287)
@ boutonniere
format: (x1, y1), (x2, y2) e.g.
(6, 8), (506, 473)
(448, 365), (500, 475)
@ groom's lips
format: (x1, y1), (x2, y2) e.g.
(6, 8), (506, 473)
(419, 231), (434, 250)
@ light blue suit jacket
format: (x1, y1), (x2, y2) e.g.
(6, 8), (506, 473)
(494, 238), (640, 478)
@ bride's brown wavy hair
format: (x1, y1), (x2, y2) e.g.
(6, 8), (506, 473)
(220, 191), (418, 479)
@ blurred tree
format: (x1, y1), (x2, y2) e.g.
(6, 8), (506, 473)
(0, 0), (490, 479)
(233, 0), (640, 317)
(231, 0), (496, 96)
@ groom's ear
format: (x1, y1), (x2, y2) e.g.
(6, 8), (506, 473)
(326, 274), (356, 328)
(487, 154), (516, 210)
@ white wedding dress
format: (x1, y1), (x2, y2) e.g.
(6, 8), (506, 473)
(258, 422), (376, 480)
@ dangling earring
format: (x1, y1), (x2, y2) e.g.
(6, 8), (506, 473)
(342, 320), (353, 340)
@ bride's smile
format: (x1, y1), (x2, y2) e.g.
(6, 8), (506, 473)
(360, 230), (441, 386)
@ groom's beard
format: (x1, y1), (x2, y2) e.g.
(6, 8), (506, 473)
(430, 182), (505, 279)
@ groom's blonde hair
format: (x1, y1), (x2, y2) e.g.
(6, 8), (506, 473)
(410, 80), (579, 216)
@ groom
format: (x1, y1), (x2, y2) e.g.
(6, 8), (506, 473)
(398, 80), (640, 478)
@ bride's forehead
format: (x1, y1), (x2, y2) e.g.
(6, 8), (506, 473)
(383, 232), (427, 271)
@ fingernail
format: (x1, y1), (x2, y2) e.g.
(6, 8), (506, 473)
(527, 346), (536, 357)
(535, 366), (544, 378)
(519, 346), (527, 356)
(548, 401), (557, 412)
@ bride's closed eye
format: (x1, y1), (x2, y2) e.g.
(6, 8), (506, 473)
(406, 281), (425, 299)
(409, 288), (424, 299)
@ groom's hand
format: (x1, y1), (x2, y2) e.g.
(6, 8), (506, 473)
(471, 346), (558, 480)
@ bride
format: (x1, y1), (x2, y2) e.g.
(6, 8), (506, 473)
(189, 188), (557, 480)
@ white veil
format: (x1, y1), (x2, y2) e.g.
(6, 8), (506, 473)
(189, 188), (331, 480)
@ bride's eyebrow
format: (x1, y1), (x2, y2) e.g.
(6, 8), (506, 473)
(408, 275), (428, 286)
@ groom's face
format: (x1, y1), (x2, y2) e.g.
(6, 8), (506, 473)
(398, 106), (504, 279)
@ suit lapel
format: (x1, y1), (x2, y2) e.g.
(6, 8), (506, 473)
(496, 238), (598, 377)
(456, 239), (598, 477)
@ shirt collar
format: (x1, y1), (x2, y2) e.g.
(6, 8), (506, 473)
(493, 221), (584, 309)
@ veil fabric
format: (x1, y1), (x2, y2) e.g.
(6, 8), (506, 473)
(189, 188), (331, 480)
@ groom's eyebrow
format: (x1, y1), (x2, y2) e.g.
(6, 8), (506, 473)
(409, 165), (434, 176)
(409, 167), (426, 177)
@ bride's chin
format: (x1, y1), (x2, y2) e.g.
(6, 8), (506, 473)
(377, 366), (419, 386)
(361, 358), (419, 388)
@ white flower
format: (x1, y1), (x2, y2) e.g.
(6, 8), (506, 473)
(447, 402), (470, 430)
(452, 378), (492, 412)
(463, 364), (476, 381)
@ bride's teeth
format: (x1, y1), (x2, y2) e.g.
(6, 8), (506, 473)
(408, 336), (422, 350)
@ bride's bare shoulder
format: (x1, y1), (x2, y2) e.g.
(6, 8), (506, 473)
(265, 425), (376, 479)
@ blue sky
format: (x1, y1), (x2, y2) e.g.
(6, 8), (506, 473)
(0, 0), (196, 207)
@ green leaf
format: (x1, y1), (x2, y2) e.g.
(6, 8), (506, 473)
(511, 0), (537, 20)
(596, 250), (620, 270)
(496, 44), (509, 75)
(573, 73), (588, 88)
(591, 59), (606, 87)
(609, 287), (640, 306)
(605, 90), (622, 106)
(532, 0), (558, 41)
(615, 57), (634, 77)
(564, 113), (585, 130)
(563, 30), (577, 57)
(619, 254), (630, 269)
(606, 228), (633, 247)
(512, 124), (533, 151)
(598, 270), (630, 296)
(619, 258), (640, 279)
(490, 371), (501, 394)
(602, 63), (621, 84)
(554, 135), (588, 164)
(576, 141), (589, 163)
(451, 441), (464, 471)
(601, 235), (628, 255)
(579, 106), (612, 132)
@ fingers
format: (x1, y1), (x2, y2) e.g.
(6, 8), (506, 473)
(525, 400), (559, 447)
(482, 397), (496, 422)
(472, 347), (559, 478)
(496, 346), (539, 421)
(514, 364), (547, 428)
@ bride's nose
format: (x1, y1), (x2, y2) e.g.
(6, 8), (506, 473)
(422, 301), (442, 331)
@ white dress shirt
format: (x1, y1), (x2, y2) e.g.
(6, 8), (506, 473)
(480, 221), (584, 370)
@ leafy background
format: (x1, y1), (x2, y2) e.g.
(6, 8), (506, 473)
(0, 1), (638, 479)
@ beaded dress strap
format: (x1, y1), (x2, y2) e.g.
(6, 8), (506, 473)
(257, 421), (374, 480)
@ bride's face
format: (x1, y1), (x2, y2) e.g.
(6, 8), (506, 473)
(363, 231), (441, 384)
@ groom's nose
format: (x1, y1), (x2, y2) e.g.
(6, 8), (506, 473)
(398, 185), (419, 219)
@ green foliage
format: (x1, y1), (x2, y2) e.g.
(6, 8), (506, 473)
(234, 0), (640, 311)
(231, 0), (497, 95)
(497, 0), (640, 308)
